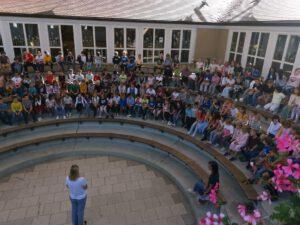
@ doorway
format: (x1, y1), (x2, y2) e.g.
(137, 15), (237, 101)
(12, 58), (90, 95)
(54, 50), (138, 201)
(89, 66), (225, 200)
(61, 25), (75, 57)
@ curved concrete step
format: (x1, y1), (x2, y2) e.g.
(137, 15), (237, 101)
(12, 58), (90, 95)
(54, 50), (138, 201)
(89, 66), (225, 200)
(0, 137), (227, 224)
(0, 121), (249, 203)
(0, 118), (259, 192)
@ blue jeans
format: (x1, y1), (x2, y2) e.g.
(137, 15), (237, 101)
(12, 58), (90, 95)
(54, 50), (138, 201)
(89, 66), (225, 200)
(193, 180), (205, 195)
(70, 197), (86, 225)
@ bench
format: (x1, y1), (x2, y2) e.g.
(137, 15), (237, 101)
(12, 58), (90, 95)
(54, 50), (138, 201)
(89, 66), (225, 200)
(0, 117), (257, 200)
(0, 131), (227, 204)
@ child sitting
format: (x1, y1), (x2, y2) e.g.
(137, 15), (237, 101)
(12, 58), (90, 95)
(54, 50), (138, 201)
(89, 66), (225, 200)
(227, 126), (250, 161)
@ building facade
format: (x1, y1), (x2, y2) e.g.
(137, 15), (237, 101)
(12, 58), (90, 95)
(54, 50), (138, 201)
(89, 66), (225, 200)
(0, 15), (299, 77)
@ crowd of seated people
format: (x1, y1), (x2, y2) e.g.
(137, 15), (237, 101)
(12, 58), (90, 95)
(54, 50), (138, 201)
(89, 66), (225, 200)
(0, 49), (299, 200)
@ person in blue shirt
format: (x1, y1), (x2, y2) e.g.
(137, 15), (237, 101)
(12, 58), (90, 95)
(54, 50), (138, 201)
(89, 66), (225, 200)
(199, 70), (212, 92)
(127, 53), (136, 71)
(126, 94), (135, 117)
(201, 96), (211, 111)
(185, 104), (196, 130)
(148, 96), (156, 118)
(120, 51), (128, 72)
(119, 93), (127, 115)
(0, 98), (12, 125)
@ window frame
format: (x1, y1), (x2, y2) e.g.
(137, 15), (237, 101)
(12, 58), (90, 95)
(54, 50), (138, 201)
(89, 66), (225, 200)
(10, 22), (41, 59)
(114, 27), (136, 58)
(228, 31), (246, 64)
(246, 32), (270, 72)
(81, 24), (108, 63)
(271, 34), (300, 77)
(143, 28), (165, 63)
(0, 32), (3, 53)
(47, 24), (63, 58)
(170, 29), (192, 63)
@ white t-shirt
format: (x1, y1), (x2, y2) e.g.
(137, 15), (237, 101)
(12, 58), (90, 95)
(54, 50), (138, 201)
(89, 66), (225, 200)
(66, 176), (87, 200)
(223, 124), (234, 135)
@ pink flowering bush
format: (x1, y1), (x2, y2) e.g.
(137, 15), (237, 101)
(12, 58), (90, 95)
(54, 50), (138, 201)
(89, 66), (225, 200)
(275, 133), (300, 154)
(271, 159), (299, 192)
(237, 204), (261, 225)
(270, 134), (300, 193)
(199, 212), (225, 225)
(257, 191), (271, 204)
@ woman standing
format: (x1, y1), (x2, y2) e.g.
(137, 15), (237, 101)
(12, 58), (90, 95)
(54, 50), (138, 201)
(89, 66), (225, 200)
(66, 165), (88, 225)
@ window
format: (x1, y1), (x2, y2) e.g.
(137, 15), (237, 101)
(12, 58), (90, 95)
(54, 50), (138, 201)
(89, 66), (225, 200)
(10, 23), (41, 59)
(114, 28), (124, 48)
(273, 35), (287, 61)
(114, 28), (136, 59)
(228, 32), (245, 64)
(143, 28), (165, 63)
(82, 26), (94, 47)
(0, 33), (3, 53)
(272, 34), (300, 77)
(81, 25), (107, 63)
(285, 35), (300, 63)
(10, 23), (25, 46)
(48, 25), (61, 47)
(25, 24), (40, 47)
(95, 27), (106, 48)
(48, 25), (62, 60)
(246, 32), (269, 72)
(170, 30), (191, 63)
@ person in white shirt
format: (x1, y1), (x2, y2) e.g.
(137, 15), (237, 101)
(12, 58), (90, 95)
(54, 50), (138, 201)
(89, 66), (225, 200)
(221, 74), (235, 98)
(11, 74), (22, 88)
(146, 86), (156, 96)
(264, 88), (285, 113)
(267, 115), (281, 137)
(35, 50), (44, 72)
(66, 165), (87, 225)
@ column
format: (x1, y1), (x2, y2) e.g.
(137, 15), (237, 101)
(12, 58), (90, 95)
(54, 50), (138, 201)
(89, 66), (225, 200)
(241, 31), (251, 68)
(38, 22), (50, 54)
(0, 21), (14, 60)
(106, 25), (114, 64)
(189, 28), (197, 63)
(136, 26), (143, 59)
(73, 24), (82, 57)
(224, 30), (233, 62)
(262, 32), (277, 77)
(164, 28), (172, 56)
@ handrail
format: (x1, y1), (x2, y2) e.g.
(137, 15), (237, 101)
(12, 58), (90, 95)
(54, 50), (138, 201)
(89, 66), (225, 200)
(0, 117), (258, 200)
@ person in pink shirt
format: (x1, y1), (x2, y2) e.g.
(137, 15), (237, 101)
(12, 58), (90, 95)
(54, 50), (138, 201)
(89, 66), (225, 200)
(227, 126), (250, 161)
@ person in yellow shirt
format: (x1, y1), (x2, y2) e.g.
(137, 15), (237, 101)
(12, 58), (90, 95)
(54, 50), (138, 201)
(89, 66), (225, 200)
(236, 106), (248, 124)
(11, 97), (23, 124)
(44, 51), (53, 70)
(79, 81), (87, 95)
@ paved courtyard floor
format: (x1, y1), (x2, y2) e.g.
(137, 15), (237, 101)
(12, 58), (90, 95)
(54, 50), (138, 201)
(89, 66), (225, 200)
(0, 156), (194, 225)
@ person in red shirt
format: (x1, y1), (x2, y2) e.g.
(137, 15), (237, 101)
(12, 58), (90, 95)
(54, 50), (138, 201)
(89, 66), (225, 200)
(45, 71), (55, 84)
(93, 73), (101, 82)
(23, 50), (36, 72)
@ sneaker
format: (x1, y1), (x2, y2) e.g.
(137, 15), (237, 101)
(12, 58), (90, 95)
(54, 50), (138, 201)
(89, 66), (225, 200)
(187, 188), (194, 194)
(56, 116), (59, 120)
(127, 114), (132, 118)
(63, 116), (66, 119)
(167, 121), (172, 126)
(38, 117), (42, 122)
